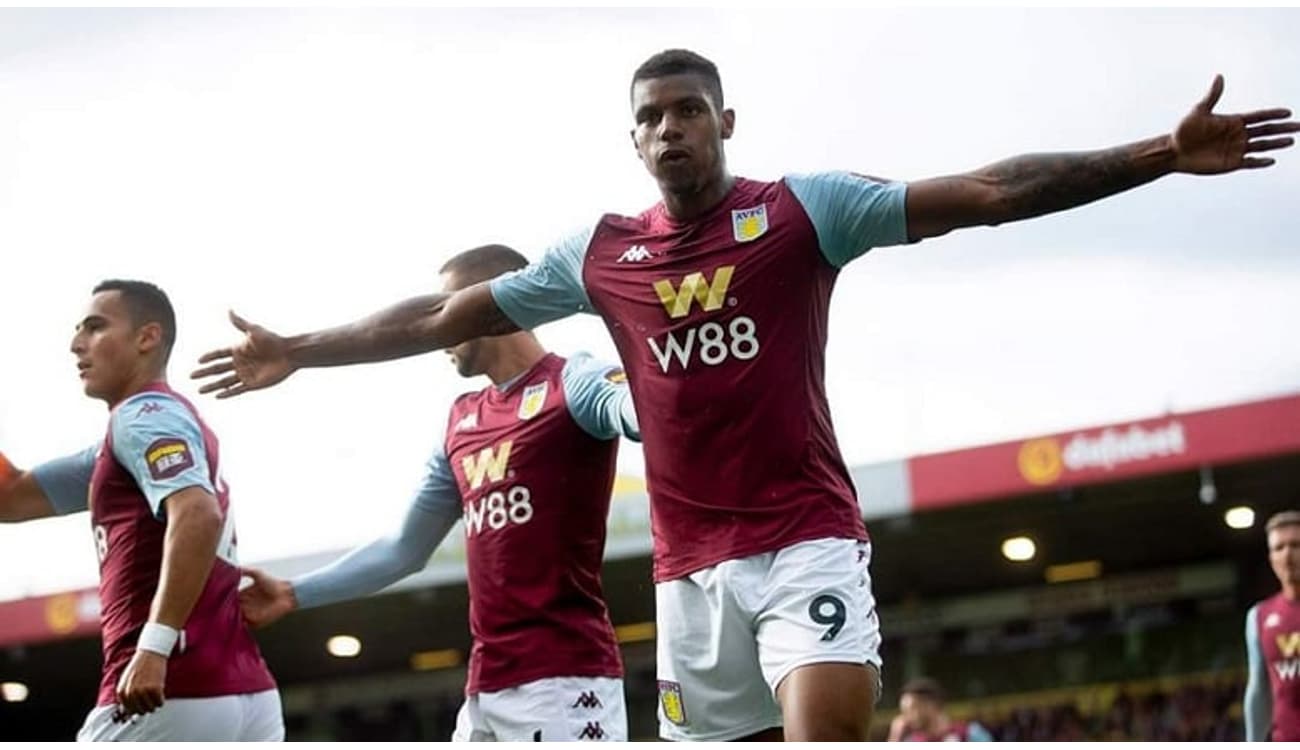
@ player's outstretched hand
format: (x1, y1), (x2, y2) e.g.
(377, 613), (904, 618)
(115, 650), (167, 719)
(239, 566), (297, 629)
(1172, 75), (1298, 174)
(191, 311), (296, 399)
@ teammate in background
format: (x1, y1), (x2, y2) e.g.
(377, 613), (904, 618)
(238, 245), (639, 741)
(888, 678), (994, 742)
(192, 49), (1297, 741)
(0, 280), (280, 741)
(1245, 511), (1300, 741)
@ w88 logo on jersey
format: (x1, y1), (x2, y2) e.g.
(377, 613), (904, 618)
(464, 486), (534, 537)
(647, 316), (760, 373)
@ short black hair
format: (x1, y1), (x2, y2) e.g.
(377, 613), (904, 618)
(438, 244), (529, 288)
(631, 49), (724, 110)
(1268, 511), (1300, 534)
(92, 279), (177, 362)
(901, 677), (944, 705)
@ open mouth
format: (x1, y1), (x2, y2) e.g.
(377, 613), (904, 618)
(658, 150), (690, 164)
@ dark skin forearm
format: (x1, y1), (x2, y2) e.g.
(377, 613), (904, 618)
(286, 286), (520, 369)
(285, 293), (453, 368)
(978, 135), (1176, 224)
(906, 135), (1178, 240)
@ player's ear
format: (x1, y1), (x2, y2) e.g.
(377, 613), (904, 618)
(136, 321), (164, 357)
(630, 128), (643, 161)
(720, 109), (735, 141)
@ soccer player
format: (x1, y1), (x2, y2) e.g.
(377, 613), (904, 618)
(887, 678), (994, 742)
(0, 280), (281, 741)
(236, 245), (638, 741)
(1245, 511), (1300, 741)
(192, 50), (1297, 741)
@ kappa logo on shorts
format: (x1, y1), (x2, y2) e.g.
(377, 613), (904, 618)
(577, 722), (606, 740)
(658, 680), (687, 726)
(571, 691), (603, 709)
(145, 438), (194, 481)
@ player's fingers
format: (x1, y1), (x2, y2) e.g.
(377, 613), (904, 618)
(190, 359), (233, 379)
(1246, 137), (1295, 153)
(1246, 121), (1300, 138)
(200, 374), (243, 396)
(216, 383), (253, 400)
(1241, 156), (1276, 169)
(1241, 108), (1293, 124)
(191, 350), (232, 369)
(229, 310), (251, 332)
(1197, 74), (1224, 112)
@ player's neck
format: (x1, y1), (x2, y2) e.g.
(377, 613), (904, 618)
(106, 368), (168, 410)
(485, 340), (548, 387)
(1283, 583), (1300, 601)
(661, 171), (735, 222)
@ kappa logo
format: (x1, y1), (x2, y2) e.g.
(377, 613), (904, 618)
(571, 691), (603, 709)
(618, 244), (653, 263)
(1267, 612), (1283, 629)
(454, 412), (478, 432)
(576, 722), (606, 740)
(136, 401), (166, 417)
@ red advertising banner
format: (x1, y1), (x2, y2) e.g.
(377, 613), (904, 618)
(0, 589), (100, 648)
(909, 393), (1300, 511)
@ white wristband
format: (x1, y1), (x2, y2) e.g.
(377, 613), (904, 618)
(137, 622), (180, 657)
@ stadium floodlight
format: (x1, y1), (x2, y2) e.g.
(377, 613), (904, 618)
(1001, 536), (1037, 562)
(326, 635), (362, 658)
(1224, 506), (1256, 530)
(1, 682), (29, 703)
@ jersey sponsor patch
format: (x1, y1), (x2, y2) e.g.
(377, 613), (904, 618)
(603, 368), (627, 384)
(518, 382), (548, 421)
(145, 438), (195, 480)
(731, 203), (769, 243)
(658, 680), (687, 726)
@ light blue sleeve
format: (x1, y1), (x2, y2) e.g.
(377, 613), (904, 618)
(292, 446), (462, 609)
(786, 171), (910, 267)
(561, 353), (640, 442)
(1246, 605), (1273, 741)
(487, 224), (596, 331)
(967, 722), (995, 742)
(110, 393), (215, 520)
(30, 445), (97, 515)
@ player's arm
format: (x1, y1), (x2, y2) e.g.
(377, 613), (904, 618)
(561, 353), (641, 442)
(240, 448), (462, 627)
(904, 76), (1296, 241)
(192, 233), (596, 399)
(109, 395), (224, 717)
(0, 447), (95, 522)
(1245, 605), (1272, 741)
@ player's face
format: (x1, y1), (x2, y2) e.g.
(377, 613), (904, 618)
(630, 73), (734, 195)
(1269, 524), (1300, 588)
(70, 291), (150, 404)
(899, 693), (936, 729)
(439, 271), (489, 378)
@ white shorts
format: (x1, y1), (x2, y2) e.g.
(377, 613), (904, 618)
(452, 675), (626, 741)
(655, 537), (881, 741)
(76, 688), (283, 742)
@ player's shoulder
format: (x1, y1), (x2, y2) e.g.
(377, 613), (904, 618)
(111, 389), (194, 430)
(561, 351), (625, 384)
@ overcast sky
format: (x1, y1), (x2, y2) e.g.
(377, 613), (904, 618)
(1, 8), (1297, 601)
